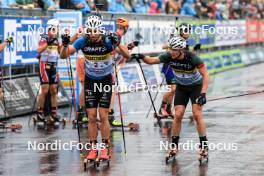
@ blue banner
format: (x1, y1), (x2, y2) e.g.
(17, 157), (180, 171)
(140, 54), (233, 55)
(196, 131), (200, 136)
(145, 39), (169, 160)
(0, 17), (48, 66)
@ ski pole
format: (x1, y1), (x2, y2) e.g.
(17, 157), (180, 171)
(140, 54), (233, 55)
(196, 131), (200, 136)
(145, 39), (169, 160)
(28, 82), (40, 126)
(66, 51), (80, 144)
(145, 65), (171, 119)
(114, 56), (127, 155)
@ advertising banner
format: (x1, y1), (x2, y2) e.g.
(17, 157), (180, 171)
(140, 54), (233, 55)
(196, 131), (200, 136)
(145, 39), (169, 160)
(2, 77), (35, 117)
(0, 17), (45, 66)
(246, 20), (259, 43)
(215, 20), (246, 46)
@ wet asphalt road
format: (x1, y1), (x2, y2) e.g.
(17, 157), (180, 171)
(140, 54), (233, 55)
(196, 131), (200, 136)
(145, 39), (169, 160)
(1, 63), (264, 176)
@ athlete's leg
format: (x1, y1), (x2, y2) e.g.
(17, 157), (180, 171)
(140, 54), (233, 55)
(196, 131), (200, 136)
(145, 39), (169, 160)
(99, 75), (112, 139)
(87, 108), (98, 140)
(38, 62), (50, 118)
(190, 85), (208, 149)
(50, 84), (58, 119)
(172, 105), (186, 137)
(84, 76), (99, 141)
(99, 107), (110, 140)
(171, 85), (189, 149)
(37, 84), (49, 113)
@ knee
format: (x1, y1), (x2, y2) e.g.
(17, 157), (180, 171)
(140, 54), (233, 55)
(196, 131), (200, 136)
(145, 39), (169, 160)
(50, 87), (57, 95)
(174, 111), (184, 121)
(89, 116), (97, 124)
(41, 86), (49, 94)
(192, 110), (202, 121)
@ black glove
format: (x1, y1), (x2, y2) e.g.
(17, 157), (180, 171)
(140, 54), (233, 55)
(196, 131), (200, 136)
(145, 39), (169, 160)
(193, 43), (201, 51)
(131, 53), (145, 60)
(109, 32), (120, 45)
(196, 93), (206, 106)
(127, 41), (139, 50)
(5, 36), (13, 43)
(61, 34), (70, 47)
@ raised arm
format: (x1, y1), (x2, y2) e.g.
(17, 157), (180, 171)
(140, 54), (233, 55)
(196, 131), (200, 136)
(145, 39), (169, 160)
(131, 54), (161, 64)
(60, 45), (77, 59)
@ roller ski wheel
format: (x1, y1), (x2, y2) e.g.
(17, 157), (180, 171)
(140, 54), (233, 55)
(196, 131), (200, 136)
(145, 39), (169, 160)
(96, 157), (110, 167)
(127, 123), (140, 131)
(97, 147), (110, 167)
(198, 149), (209, 165)
(165, 150), (177, 164)
(83, 158), (97, 171)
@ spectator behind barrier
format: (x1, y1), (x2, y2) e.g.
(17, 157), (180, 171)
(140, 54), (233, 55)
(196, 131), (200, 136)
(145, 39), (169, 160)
(130, 0), (149, 13)
(70, 0), (91, 14)
(109, 0), (127, 12)
(59, 0), (76, 9)
(37, 0), (58, 10)
(93, 0), (108, 11)
(165, 0), (182, 15)
(148, 1), (160, 14)
(1, 0), (17, 7)
(180, 0), (197, 17)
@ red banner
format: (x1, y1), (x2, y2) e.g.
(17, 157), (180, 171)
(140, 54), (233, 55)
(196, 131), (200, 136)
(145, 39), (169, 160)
(246, 19), (259, 43)
(258, 20), (264, 42)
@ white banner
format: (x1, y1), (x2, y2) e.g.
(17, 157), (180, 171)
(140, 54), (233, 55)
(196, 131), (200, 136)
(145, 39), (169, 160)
(121, 20), (175, 54)
(215, 20), (246, 46)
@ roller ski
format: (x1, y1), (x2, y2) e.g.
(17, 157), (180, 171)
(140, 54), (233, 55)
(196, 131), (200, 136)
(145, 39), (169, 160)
(165, 149), (178, 164)
(109, 119), (139, 132)
(198, 148), (209, 165)
(33, 113), (66, 129)
(108, 110), (139, 131)
(0, 122), (22, 132)
(96, 145), (110, 167)
(84, 148), (98, 170)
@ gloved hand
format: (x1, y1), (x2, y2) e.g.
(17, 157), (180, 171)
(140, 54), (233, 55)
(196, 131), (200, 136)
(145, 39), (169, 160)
(109, 32), (120, 45)
(127, 41), (139, 50)
(61, 34), (70, 47)
(130, 53), (145, 60)
(193, 43), (201, 51)
(5, 36), (13, 43)
(196, 93), (206, 106)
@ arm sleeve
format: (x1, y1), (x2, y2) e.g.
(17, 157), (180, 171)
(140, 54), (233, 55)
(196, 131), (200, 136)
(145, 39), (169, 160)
(159, 53), (170, 63)
(192, 55), (205, 68)
(73, 37), (85, 51)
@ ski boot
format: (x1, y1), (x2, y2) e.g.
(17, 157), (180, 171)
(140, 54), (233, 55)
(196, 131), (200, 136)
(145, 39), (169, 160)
(165, 148), (178, 164)
(198, 147), (209, 165)
(84, 147), (98, 170)
(33, 112), (45, 127)
(97, 142), (110, 167)
(48, 114), (61, 127)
